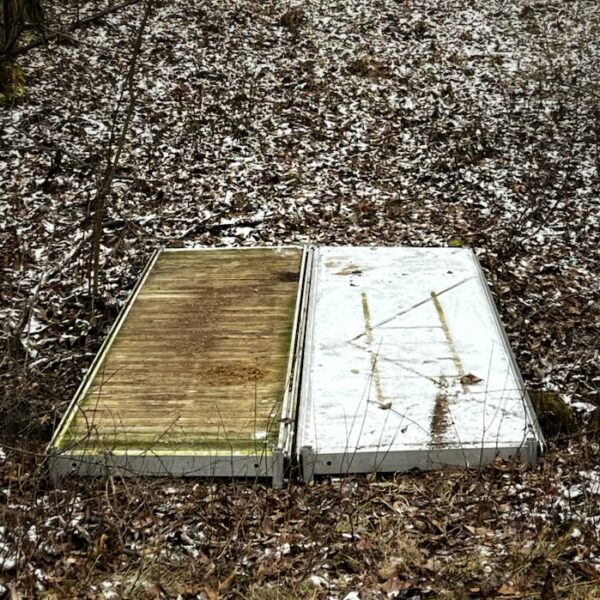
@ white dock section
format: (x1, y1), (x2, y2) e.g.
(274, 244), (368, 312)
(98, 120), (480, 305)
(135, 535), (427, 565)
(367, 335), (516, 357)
(297, 247), (543, 480)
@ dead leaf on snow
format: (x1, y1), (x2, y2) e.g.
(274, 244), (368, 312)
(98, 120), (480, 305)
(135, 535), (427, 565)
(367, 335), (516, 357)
(460, 373), (483, 385)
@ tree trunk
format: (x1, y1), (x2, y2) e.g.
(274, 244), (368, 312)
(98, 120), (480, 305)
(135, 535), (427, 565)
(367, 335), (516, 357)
(2, 0), (24, 55)
(1, 0), (44, 55)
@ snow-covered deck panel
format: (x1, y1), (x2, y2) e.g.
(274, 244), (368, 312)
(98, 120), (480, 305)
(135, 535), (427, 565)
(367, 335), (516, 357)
(50, 246), (306, 485)
(297, 247), (543, 479)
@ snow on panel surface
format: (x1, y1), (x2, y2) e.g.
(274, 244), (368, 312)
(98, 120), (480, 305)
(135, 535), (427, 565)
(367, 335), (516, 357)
(298, 247), (538, 459)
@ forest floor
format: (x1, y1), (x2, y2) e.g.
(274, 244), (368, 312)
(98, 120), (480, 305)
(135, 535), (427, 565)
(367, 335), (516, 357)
(1, 0), (599, 597)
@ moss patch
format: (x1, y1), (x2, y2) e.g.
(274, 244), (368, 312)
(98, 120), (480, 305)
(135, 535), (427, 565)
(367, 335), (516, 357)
(0, 60), (25, 105)
(529, 390), (574, 437)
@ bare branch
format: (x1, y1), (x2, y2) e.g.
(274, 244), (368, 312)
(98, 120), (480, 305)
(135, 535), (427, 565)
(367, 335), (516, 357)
(89, 0), (152, 299)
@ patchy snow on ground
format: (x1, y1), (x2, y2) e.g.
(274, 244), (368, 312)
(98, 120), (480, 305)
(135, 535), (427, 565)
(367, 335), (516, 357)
(1, 0), (600, 597)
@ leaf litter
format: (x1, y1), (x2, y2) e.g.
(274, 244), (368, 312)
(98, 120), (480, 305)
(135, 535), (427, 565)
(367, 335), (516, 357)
(1, 0), (600, 597)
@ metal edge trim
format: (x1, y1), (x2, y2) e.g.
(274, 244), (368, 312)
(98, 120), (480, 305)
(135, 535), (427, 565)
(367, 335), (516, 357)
(296, 247), (321, 465)
(276, 245), (310, 457)
(51, 452), (277, 482)
(271, 448), (284, 488)
(307, 443), (539, 477)
(286, 247), (314, 461)
(162, 245), (303, 253)
(300, 446), (316, 483)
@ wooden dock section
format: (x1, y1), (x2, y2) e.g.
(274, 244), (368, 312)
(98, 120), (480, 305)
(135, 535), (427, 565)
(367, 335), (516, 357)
(50, 247), (306, 484)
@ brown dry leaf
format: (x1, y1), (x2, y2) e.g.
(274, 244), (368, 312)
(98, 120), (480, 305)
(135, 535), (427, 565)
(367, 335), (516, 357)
(574, 561), (600, 580)
(7, 584), (23, 600)
(498, 582), (518, 596)
(378, 563), (398, 581)
(413, 519), (427, 531)
(202, 587), (219, 600)
(381, 577), (410, 595)
(356, 538), (372, 551)
(481, 574), (502, 596)
(4, 463), (30, 482)
(218, 570), (237, 593)
(460, 373), (483, 385)
(430, 518), (446, 533)
(423, 557), (443, 572)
